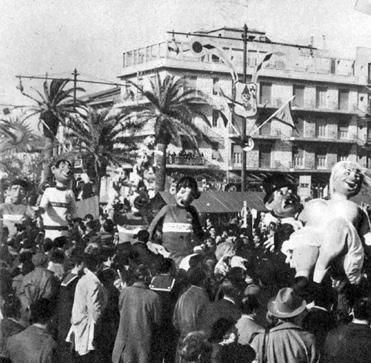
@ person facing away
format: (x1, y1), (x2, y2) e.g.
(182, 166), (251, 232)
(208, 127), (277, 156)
(323, 296), (371, 363)
(112, 264), (162, 363)
(7, 298), (58, 363)
(251, 287), (319, 363)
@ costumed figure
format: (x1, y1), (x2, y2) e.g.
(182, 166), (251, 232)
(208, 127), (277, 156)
(39, 159), (77, 240)
(115, 180), (152, 243)
(283, 161), (371, 285)
(259, 174), (303, 290)
(0, 178), (35, 241)
(148, 176), (204, 266)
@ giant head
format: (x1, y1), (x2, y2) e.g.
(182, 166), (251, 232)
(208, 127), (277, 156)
(51, 159), (73, 186)
(263, 173), (301, 218)
(6, 179), (29, 204)
(175, 176), (201, 208)
(329, 161), (364, 199)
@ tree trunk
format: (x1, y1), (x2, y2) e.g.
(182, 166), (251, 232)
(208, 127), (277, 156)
(155, 143), (167, 193)
(40, 136), (54, 185)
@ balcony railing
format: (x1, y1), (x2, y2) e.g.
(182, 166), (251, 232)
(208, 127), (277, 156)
(122, 41), (355, 78)
(167, 155), (206, 166)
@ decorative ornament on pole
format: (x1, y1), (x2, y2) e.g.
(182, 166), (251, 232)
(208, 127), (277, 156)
(189, 37), (238, 83)
(242, 136), (255, 152)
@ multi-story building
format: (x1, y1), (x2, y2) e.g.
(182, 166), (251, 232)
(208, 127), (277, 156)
(99, 27), (371, 196)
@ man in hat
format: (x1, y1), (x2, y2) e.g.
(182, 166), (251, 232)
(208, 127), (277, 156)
(251, 287), (319, 363)
(0, 179), (36, 240)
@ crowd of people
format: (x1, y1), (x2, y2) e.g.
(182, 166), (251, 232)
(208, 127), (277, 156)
(0, 161), (371, 363)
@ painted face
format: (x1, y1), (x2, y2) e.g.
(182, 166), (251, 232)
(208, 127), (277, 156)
(52, 161), (73, 184)
(266, 186), (301, 218)
(7, 184), (26, 204)
(175, 186), (195, 208)
(332, 165), (362, 198)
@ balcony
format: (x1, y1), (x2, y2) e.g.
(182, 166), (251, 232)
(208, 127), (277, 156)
(121, 41), (356, 83)
(166, 153), (207, 168)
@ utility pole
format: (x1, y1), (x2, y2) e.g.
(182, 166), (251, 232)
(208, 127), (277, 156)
(72, 68), (79, 109)
(241, 24), (248, 192)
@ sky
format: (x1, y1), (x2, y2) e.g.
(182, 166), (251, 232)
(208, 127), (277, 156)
(1, 0), (371, 119)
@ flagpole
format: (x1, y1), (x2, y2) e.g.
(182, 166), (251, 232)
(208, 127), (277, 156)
(250, 95), (295, 136)
(241, 24), (248, 192)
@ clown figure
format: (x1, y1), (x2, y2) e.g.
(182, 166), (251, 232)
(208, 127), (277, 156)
(148, 176), (203, 266)
(39, 159), (77, 240)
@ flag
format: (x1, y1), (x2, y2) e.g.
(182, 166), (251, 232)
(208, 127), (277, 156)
(256, 52), (274, 72)
(167, 39), (180, 54)
(250, 96), (296, 136)
(273, 99), (297, 130)
(355, 0), (371, 14)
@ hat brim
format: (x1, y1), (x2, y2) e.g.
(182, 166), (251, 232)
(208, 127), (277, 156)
(267, 298), (307, 318)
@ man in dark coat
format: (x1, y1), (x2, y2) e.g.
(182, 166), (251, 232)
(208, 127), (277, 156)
(200, 278), (242, 338)
(56, 250), (84, 361)
(7, 298), (57, 363)
(323, 296), (371, 363)
(173, 267), (210, 363)
(112, 265), (162, 363)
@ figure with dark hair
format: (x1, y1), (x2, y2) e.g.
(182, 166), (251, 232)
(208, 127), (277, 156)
(323, 297), (371, 363)
(67, 253), (107, 362)
(38, 159), (77, 240)
(19, 252), (59, 311)
(56, 249), (84, 361)
(148, 176), (204, 266)
(112, 264), (162, 363)
(96, 246), (120, 362)
(7, 298), (57, 363)
(0, 179), (35, 240)
(200, 278), (242, 339)
(150, 258), (180, 363)
(0, 294), (25, 362)
(173, 267), (210, 363)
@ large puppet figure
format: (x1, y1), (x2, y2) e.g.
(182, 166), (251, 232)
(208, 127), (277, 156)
(283, 161), (370, 285)
(39, 159), (77, 240)
(148, 176), (203, 266)
(0, 179), (35, 240)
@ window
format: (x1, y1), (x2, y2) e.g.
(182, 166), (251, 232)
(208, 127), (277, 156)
(213, 78), (220, 95)
(367, 153), (371, 168)
(259, 120), (271, 136)
(316, 149), (327, 169)
(292, 146), (304, 167)
(338, 153), (349, 162)
(368, 63), (371, 84)
(259, 144), (271, 168)
(316, 120), (327, 137)
(233, 152), (241, 164)
(316, 87), (327, 108)
(260, 83), (272, 105)
(248, 50), (258, 67)
(338, 121), (349, 139)
(212, 110), (219, 128)
(183, 76), (197, 91)
(211, 54), (220, 63)
(293, 85), (305, 108)
(330, 59), (336, 74)
(338, 90), (349, 111)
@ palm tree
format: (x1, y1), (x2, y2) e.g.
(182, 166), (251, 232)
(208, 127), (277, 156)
(64, 107), (144, 196)
(132, 74), (212, 192)
(17, 78), (85, 182)
(0, 114), (44, 154)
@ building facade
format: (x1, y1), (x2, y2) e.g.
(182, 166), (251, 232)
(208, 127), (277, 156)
(105, 27), (371, 196)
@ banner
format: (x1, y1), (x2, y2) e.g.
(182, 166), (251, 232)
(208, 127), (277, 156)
(76, 196), (99, 219)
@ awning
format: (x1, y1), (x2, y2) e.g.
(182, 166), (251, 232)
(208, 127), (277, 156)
(153, 191), (267, 213)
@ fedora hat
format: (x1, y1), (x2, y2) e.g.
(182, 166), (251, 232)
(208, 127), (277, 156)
(267, 287), (306, 318)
